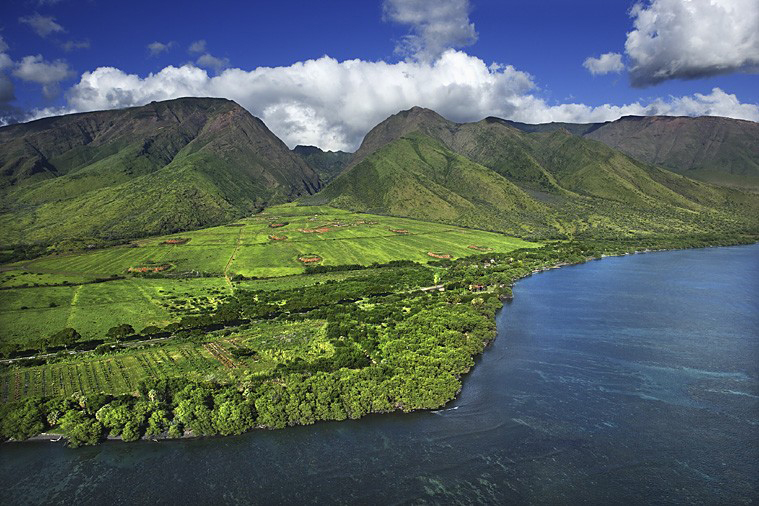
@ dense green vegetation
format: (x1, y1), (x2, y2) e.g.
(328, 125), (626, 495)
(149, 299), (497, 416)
(1, 224), (754, 445)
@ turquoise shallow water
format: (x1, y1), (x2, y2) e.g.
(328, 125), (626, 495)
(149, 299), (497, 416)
(1, 244), (757, 504)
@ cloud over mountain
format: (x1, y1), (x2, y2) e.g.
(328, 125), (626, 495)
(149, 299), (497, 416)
(26, 50), (757, 151)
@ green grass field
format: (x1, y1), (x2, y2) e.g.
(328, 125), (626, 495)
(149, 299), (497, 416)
(0, 204), (536, 354)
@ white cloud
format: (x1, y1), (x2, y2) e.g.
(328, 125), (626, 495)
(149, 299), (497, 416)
(0, 35), (8, 53)
(507, 87), (759, 126)
(188, 40), (207, 54)
(30, 51), (754, 151)
(147, 41), (174, 56)
(626, 0), (759, 86)
(383, 0), (477, 61)
(583, 52), (624, 75)
(13, 55), (75, 99)
(19, 13), (65, 38)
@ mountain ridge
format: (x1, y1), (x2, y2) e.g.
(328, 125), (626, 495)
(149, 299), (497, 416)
(0, 98), (321, 248)
(306, 107), (759, 239)
(495, 114), (759, 189)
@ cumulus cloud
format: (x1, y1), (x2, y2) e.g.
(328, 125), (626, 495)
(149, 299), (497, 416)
(626, 0), (759, 86)
(147, 41), (174, 56)
(13, 55), (75, 98)
(383, 0), (477, 61)
(0, 35), (8, 53)
(26, 50), (754, 151)
(19, 13), (65, 38)
(583, 52), (624, 75)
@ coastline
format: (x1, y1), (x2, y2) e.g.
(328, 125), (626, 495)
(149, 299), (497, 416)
(3, 238), (757, 447)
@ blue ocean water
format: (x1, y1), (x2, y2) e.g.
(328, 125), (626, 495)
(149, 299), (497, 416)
(2, 244), (757, 504)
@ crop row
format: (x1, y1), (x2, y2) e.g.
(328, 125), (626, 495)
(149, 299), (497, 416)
(0, 344), (225, 402)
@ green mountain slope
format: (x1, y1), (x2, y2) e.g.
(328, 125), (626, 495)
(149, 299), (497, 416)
(499, 115), (759, 190)
(307, 108), (759, 240)
(0, 98), (321, 248)
(305, 133), (548, 234)
(585, 116), (759, 190)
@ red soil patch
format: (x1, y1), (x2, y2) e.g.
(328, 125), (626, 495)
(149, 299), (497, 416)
(389, 229), (409, 234)
(467, 245), (492, 251)
(269, 235), (288, 241)
(269, 223), (288, 228)
(298, 256), (323, 263)
(128, 264), (172, 273)
(299, 227), (331, 234)
(427, 252), (452, 259)
(163, 238), (190, 245)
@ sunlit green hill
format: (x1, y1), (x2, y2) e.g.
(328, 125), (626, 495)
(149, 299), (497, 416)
(308, 108), (759, 239)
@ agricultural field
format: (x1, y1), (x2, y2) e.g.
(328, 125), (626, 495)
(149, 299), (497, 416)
(0, 204), (536, 363)
(12, 204), (535, 279)
(0, 320), (327, 402)
(0, 278), (231, 348)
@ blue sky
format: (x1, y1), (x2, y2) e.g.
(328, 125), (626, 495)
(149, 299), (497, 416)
(1, 0), (758, 150)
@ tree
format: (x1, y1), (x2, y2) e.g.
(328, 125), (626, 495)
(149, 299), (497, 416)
(106, 324), (135, 342)
(0, 399), (45, 441)
(145, 410), (170, 437)
(95, 403), (131, 436)
(141, 325), (161, 336)
(48, 328), (80, 348)
(59, 410), (104, 447)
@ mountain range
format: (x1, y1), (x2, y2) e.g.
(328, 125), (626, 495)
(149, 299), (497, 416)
(306, 107), (759, 239)
(501, 115), (759, 190)
(1, 98), (758, 249)
(0, 98), (319, 248)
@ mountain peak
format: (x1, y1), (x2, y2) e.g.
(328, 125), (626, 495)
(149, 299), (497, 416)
(399, 105), (444, 117)
(347, 106), (455, 169)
